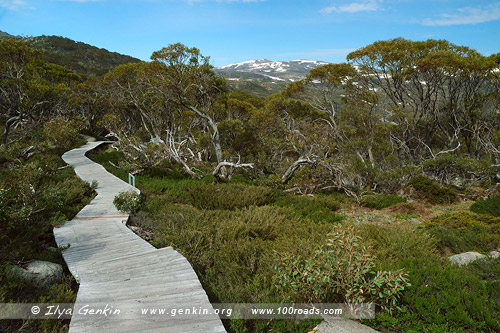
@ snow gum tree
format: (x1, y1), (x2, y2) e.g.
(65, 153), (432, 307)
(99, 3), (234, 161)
(0, 39), (79, 145)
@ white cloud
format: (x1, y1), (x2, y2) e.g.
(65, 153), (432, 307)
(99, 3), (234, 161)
(321, 0), (380, 14)
(0, 0), (26, 10)
(422, 5), (500, 26)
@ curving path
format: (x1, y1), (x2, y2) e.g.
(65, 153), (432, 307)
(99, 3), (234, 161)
(54, 141), (226, 333)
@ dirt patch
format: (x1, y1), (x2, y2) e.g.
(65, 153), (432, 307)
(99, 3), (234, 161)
(341, 200), (475, 226)
(387, 202), (433, 218)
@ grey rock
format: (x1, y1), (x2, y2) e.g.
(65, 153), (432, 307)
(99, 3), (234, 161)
(9, 261), (63, 287)
(448, 252), (487, 266)
(315, 318), (379, 333)
(450, 176), (465, 189)
(129, 225), (140, 232)
(488, 250), (500, 259)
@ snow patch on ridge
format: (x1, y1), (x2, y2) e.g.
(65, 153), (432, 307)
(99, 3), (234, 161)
(216, 59), (332, 83)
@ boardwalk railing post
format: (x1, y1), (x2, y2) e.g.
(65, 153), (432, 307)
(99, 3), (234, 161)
(128, 173), (135, 188)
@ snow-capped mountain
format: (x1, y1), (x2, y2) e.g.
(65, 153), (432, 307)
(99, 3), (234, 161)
(215, 59), (330, 83)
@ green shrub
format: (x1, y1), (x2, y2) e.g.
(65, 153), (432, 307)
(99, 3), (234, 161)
(113, 190), (142, 214)
(425, 212), (500, 254)
(423, 154), (492, 188)
(361, 194), (406, 209)
(376, 166), (421, 194)
(273, 195), (343, 223)
(358, 223), (439, 269)
(466, 256), (500, 282)
(359, 222), (500, 332)
(89, 180), (99, 191)
(348, 162), (420, 194)
(314, 195), (343, 211)
(273, 224), (410, 313)
(186, 183), (276, 210)
(408, 175), (459, 204)
(1, 152), (93, 263)
(394, 212), (419, 220)
(42, 115), (86, 150)
(0, 270), (77, 332)
(371, 257), (500, 332)
(86, 146), (129, 181)
(470, 195), (500, 217)
(138, 200), (334, 306)
(0, 141), (20, 165)
(357, 220), (499, 331)
(140, 159), (195, 180)
(0, 137), (91, 333)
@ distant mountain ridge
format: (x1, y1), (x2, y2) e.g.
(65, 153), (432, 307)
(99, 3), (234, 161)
(215, 59), (330, 98)
(216, 59), (329, 82)
(0, 30), (141, 76)
(0, 31), (13, 38)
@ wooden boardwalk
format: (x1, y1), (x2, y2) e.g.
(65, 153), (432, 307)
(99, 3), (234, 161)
(54, 141), (226, 333)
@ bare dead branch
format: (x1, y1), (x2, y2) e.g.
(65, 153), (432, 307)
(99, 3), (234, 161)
(213, 160), (254, 183)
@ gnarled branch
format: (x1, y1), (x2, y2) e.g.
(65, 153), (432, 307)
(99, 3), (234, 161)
(213, 160), (254, 183)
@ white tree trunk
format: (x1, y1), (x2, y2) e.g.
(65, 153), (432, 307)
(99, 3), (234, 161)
(281, 155), (317, 184)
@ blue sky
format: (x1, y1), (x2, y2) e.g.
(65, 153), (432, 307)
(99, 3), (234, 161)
(1, 0), (499, 67)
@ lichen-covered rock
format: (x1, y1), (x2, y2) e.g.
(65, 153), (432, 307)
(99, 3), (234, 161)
(448, 252), (487, 266)
(450, 176), (465, 189)
(489, 250), (500, 259)
(9, 260), (63, 287)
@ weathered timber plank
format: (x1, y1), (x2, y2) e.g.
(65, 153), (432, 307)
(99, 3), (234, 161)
(54, 141), (226, 332)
